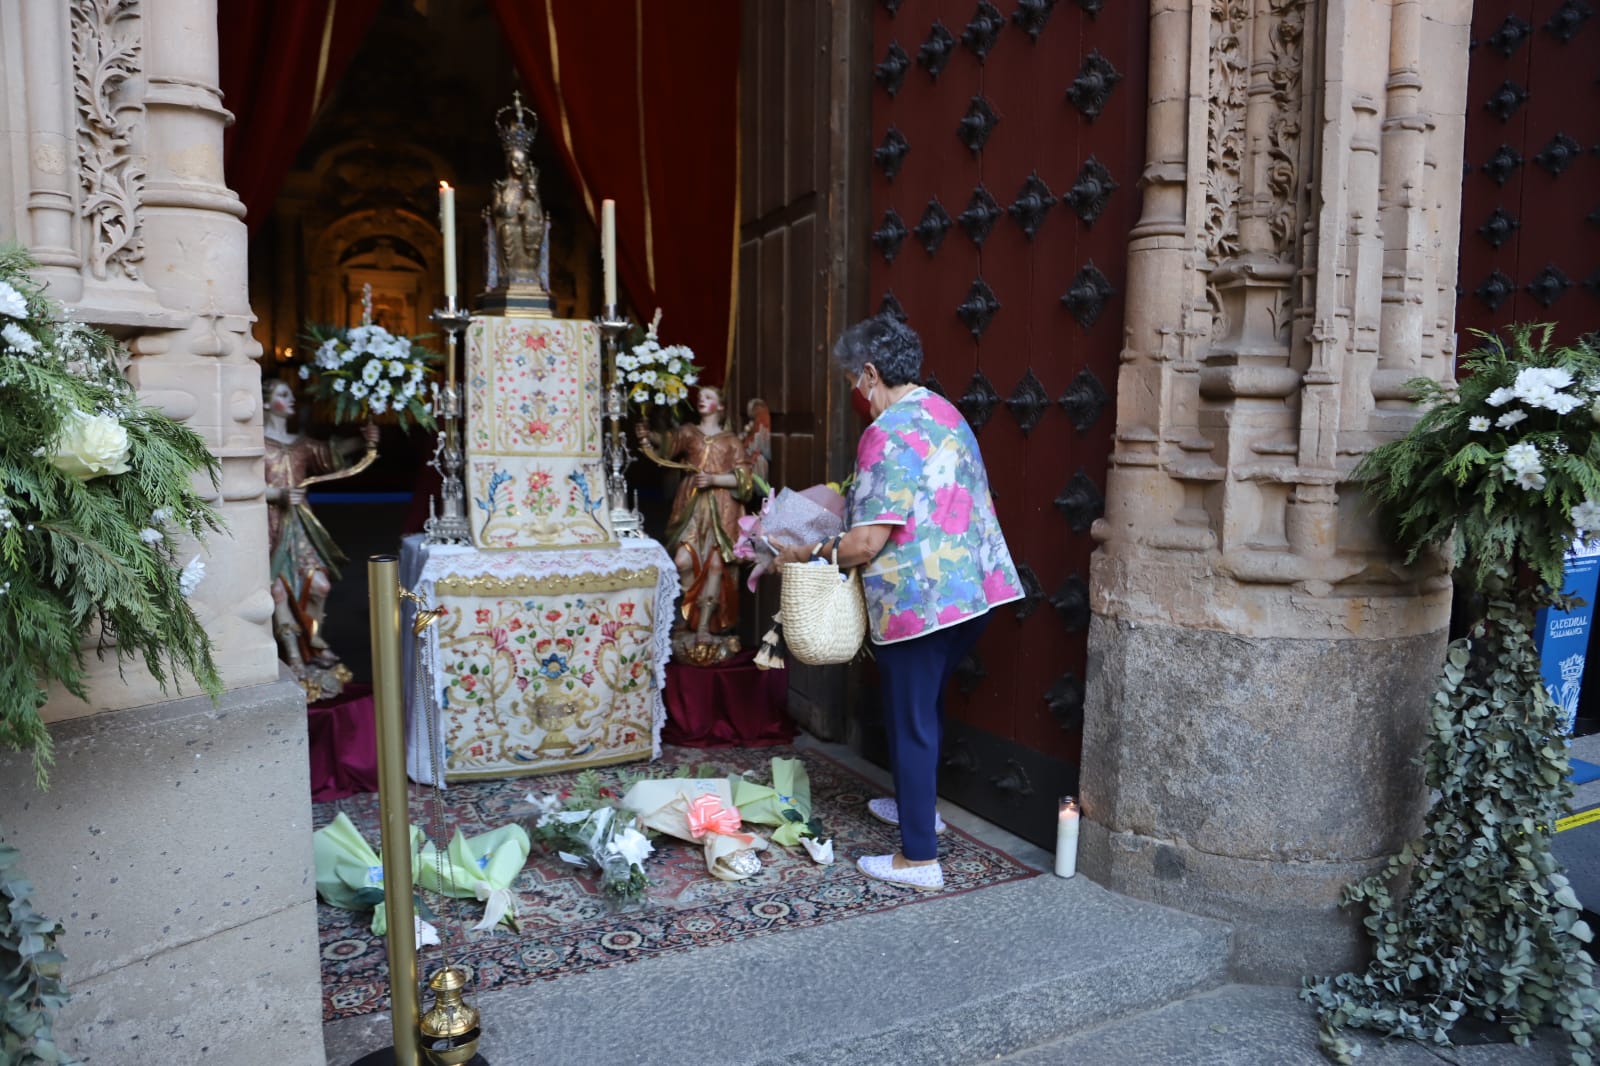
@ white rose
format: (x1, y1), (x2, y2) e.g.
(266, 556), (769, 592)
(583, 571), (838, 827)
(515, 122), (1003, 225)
(51, 408), (131, 480)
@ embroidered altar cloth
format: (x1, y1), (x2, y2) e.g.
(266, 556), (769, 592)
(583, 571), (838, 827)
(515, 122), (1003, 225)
(465, 316), (613, 550)
(408, 539), (678, 783)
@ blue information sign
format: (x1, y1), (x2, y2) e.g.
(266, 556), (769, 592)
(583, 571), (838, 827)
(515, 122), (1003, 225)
(1534, 540), (1600, 785)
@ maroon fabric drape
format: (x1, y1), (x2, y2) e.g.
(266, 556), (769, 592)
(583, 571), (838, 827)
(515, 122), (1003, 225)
(306, 685), (379, 801)
(662, 651), (794, 748)
(489, 1), (741, 386)
(219, 0), (382, 230)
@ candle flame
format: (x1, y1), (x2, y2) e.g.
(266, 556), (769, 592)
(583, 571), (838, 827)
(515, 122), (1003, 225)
(440, 180), (452, 191)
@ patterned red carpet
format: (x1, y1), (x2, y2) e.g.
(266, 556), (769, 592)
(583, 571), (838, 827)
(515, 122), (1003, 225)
(312, 746), (1038, 1022)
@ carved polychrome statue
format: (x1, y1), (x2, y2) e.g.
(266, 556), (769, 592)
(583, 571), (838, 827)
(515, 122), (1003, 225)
(637, 386), (765, 664)
(262, 379), (378, 701)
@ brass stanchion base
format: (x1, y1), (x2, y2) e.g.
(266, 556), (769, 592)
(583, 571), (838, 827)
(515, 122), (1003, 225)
(348, 1050), (489, 1066)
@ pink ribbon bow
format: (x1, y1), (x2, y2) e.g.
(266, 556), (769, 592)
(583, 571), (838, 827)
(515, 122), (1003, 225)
(686, 794), (744, 840)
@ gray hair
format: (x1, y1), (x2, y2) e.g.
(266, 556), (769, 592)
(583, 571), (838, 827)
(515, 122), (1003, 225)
(831, 315), (924, 387)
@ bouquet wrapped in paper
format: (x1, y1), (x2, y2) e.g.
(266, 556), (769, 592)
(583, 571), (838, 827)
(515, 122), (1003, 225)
(312, 811), (426, 936)
(416, 824), (531, 932)
(733, 484), (848, 591)
(526, 778), (654, 902)
(729, 757), (821, 848)
(620, 778), (768, 881)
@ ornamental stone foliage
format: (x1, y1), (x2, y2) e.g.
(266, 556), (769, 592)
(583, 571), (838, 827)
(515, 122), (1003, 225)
(1304, 325), (1600, 1062)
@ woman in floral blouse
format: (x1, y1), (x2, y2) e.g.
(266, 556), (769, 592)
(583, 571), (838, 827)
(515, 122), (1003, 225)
(778, 316), (1021, 890)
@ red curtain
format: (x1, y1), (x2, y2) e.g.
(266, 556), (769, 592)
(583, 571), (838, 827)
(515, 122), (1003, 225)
(489, 1), (741, 386)
(218, 0), (383, 231)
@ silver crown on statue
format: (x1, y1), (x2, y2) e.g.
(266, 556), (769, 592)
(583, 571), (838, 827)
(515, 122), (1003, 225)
(496, 90), (539, 156)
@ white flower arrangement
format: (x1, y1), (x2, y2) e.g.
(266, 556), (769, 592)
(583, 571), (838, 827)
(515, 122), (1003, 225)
(302, 322), (438, 431)
(616, 314), (702, 416)
(1358, 325), (1600, 593)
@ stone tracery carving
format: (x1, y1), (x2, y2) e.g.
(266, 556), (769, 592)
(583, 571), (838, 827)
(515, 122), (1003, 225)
(1203, 0), (1248, 271)
(1262, 0), (1306, 257)
(71, 0), (146, 282)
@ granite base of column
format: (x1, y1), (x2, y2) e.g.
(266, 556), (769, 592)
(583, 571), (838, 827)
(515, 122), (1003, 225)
(1079, 613), (1447, 983)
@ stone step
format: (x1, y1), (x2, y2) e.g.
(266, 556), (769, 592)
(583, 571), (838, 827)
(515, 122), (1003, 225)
(323, 874), (1231, 1066)
(993, 984), (1571, 1066)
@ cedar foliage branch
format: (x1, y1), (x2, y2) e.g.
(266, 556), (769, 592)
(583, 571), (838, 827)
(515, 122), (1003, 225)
(0, 243), (223, 786)
(1303, 325), (1600, 1062)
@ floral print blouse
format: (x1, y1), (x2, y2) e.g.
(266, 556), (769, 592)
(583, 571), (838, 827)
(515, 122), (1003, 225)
(849, 387), (1022, 644)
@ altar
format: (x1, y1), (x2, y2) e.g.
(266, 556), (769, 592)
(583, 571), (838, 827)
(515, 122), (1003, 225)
(401, 535), (677, 784)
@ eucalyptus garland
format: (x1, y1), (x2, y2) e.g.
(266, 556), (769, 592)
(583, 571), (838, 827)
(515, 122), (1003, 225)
(1304, 325), (1600, 1062)
(0, 245), (222, 787)
(0, 832), (78, 1065)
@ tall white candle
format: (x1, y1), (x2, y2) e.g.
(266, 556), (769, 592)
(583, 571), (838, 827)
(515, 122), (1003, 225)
(1055, 797), (1080, 878)
(439, 181), (457, 305)
(601, 198), (617, 310)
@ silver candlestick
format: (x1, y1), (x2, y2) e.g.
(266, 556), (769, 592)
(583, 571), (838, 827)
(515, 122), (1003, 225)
(598, 305), (646, 538)
(425, 298), (473, 546)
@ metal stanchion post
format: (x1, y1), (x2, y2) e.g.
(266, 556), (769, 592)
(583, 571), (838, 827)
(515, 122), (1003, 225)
(366, 555), (419, 1066)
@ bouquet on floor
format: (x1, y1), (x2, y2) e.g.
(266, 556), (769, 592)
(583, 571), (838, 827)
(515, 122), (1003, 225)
(621, 777), (769, 881)
(730, 757), (824, 849)
(526, 771), (654, 902)
(416, 823), (531, 933)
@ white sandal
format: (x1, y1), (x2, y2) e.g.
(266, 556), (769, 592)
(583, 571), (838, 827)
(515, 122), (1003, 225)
(866, 797), (948, 834)
(857, 853), (945, 891)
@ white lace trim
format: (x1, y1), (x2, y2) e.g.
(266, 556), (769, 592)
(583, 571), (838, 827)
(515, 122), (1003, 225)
(408, 539), (679, 785)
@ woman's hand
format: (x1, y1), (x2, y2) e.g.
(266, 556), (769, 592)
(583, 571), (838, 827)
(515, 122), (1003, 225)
(773, 539), (816, 567)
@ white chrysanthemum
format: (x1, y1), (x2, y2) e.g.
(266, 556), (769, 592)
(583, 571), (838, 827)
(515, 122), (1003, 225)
(178, 554), (206, 598)
(654, 391), (667, 405)
(1515, 366), (1573, 394)
(401, 379), (417, 399)
(316, 339), (340, 368)
(1503, 441), (1542, 472)
(138, 527), (163, 544)
(298, 364), (311, 380)
(372, 378), (392, 398)
(684, 373), (698, 386)
(347, 325), (372, 347)
(387, 360), (406, 378)
(369, 394), (389, 415)
(152, 507), (171, 524)
(1515, 468), (1547, 491)
(333, 378), (347, 393)
(1496, 409), (1528, 429)
(1468, 415), (1491, 432)
(350, 381), (370, 399)
(1574, 501), (1600, 535)
(0, 280), (28, 319)
(361, 360), (382, 385)
(1548, 393), (1583, 415)
(1486, 386), (1517, 407)
(3, 322), (38, 354)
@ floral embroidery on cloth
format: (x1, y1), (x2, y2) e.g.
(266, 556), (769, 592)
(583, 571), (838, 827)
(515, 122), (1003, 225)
(849, 387), (1022, 644)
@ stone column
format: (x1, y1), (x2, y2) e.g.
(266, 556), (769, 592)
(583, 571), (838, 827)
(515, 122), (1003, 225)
(1080, 0), (1472, 981)
(40, 0), (278, 718)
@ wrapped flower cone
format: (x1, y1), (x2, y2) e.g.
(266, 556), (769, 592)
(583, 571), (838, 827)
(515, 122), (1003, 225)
(620, 778), (767, 880)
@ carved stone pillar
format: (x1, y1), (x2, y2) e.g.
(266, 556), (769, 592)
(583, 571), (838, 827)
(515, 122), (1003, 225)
(1081, 0), (1472, 981)
(40, 0), (277, 718)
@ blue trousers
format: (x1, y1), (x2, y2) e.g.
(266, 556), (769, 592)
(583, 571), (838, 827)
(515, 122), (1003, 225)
(874, 612), (991, 861)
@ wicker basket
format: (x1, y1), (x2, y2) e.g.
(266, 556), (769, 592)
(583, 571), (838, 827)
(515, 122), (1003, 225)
(780, 552), (867, 666)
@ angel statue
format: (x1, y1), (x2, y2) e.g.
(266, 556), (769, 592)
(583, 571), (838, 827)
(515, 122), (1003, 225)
(263, 378), (379, 701)
(637, 386), (767, 665)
